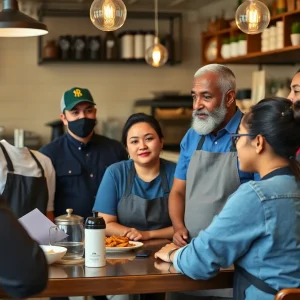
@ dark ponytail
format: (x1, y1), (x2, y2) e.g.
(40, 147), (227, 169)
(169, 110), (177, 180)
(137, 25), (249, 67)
(243, 97), (300, 180)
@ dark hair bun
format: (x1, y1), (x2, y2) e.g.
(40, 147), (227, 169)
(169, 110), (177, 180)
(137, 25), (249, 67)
(293, 100), (300, 124)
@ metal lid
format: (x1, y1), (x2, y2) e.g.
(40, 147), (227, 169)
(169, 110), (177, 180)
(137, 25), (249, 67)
(54, 208), (83, 225)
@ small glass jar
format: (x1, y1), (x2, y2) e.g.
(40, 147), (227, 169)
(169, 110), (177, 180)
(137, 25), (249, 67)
(104, 32), (119, 61)
(72, 35), (87, 60)
(87, 36), (102, 60)
(43, 40), (58, 59)
(49, 208), (84, 260)
(58, 35), (72, 60)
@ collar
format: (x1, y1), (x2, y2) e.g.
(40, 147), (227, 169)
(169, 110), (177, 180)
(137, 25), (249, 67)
(66, 132), (95, 149)
(223, 107), (243, 134)
(261, 166), (293, 180)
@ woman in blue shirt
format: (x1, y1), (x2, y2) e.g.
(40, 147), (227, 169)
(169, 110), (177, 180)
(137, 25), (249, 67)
(93, 113), (176, 241)
(155, 98), (300, 300)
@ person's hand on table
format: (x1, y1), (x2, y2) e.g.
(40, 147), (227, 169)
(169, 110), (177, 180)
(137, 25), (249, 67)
(154, 243), (180, 262)
(172, 227), (189, 247)
(122, 228), (150, 241)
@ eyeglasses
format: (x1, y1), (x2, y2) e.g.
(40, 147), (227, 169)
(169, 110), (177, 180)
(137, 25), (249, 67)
(230, 133), (255, 149)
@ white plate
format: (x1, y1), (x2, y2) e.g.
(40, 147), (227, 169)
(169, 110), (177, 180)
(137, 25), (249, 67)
(106, 241), (143, 253)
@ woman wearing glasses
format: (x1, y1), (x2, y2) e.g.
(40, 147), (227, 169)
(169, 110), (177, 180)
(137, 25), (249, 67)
(155, 97), (300, 300)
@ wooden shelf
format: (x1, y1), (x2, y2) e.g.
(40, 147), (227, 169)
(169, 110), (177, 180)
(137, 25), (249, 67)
(37, 8), (183, 66)
(215, 45), (300, 65)
(201, 8), (300, 65)
(38, 58), (181, 65)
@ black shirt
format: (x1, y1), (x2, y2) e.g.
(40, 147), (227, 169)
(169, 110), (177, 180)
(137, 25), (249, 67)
(40, 133), (127, 219)
(261, 166), (293, 181)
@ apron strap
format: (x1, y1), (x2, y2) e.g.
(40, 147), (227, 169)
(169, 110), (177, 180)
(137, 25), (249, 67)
(29, 151), (45, 177)
(0, 143), (14, 172)
(159, 160), (169, 195)
(196, 135), (205, 150)
(235, 265), (278, 295)
(230, 142), (237, 152)
(123, 161), (135, 198)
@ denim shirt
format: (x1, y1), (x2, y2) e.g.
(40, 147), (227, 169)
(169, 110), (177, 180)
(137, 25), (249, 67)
(174, 168), (300, 300)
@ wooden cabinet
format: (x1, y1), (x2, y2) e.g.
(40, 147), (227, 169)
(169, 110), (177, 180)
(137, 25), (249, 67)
(201, 9), (300, 65)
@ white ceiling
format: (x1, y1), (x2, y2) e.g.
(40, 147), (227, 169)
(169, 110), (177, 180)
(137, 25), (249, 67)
(20, 0), (218, 11)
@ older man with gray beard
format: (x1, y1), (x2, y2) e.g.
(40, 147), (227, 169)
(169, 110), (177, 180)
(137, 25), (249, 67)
(167, 64), (258, 300)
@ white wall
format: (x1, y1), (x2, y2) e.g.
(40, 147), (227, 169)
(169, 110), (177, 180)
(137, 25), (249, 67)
(0, 0), (298, 144)
(0, 14), (201, 144)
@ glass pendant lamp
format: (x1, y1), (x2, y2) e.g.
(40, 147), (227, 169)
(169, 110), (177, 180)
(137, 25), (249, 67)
(235, 0), (270, 35)
(145, 0), (168, 67)
(90, 0), (127, 32)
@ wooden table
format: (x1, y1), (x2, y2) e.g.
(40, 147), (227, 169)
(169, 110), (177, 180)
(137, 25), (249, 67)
(0, 239), (234, 297)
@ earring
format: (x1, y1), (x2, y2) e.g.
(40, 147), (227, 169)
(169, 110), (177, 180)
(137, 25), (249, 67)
(128, 154), (130, 159)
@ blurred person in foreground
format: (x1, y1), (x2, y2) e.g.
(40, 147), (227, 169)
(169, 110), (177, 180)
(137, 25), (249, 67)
(0, 195), (48, 298)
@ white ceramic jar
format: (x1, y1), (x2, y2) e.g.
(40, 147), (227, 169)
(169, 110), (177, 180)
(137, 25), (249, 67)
(120, 31), (134, 60)
(134, 31), (145, 59)
(145, 30), (155, 52)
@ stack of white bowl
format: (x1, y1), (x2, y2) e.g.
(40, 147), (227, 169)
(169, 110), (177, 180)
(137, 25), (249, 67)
(276, 21), (284, 49)
(261, 21), (284, 52)
(261, 28), (270, 52)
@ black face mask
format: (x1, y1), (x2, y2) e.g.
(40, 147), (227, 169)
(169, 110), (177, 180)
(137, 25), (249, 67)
(67, 118), (96, 138)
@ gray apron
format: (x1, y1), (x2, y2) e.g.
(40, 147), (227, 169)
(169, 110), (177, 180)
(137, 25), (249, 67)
(117, 160), (172, 230)
(184, 135), (240, 299)
(185, 135), (240, 238)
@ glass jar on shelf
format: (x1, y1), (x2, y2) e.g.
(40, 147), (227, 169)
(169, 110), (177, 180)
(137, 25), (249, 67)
(87, 36), (102, 60)
(104, 32), (119, 61)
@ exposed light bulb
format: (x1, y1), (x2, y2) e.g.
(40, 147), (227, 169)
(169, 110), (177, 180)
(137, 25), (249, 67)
(235, 0), (270, 35)
(103, 1), (116, 29)
(90, 0), (127, 32)
(145, 37), (168, 67)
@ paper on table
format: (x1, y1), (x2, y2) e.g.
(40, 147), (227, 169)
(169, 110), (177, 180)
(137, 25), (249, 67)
(19, 208), (68, 245)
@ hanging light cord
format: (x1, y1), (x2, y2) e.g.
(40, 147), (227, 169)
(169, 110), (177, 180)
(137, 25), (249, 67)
(154, 0), (159, 38)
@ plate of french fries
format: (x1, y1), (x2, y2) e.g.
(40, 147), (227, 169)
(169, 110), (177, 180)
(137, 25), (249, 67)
(105, 236), (143, 253)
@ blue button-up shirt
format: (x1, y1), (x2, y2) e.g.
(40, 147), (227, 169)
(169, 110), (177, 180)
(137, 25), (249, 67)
(175, 108), (259, 183)
(40, 133), (127, 219)
(173, 168), (300, 300)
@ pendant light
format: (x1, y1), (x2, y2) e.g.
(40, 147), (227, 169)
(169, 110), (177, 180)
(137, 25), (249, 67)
(235, 0), (270, 35)
(90, 0), (127, 32)
(145, 0), (168, 67)
(0, 0), (48, 37)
